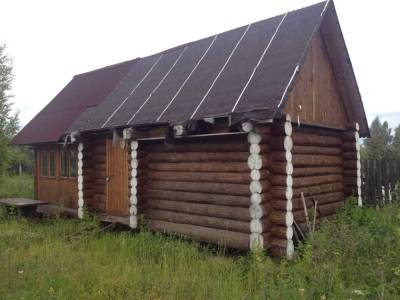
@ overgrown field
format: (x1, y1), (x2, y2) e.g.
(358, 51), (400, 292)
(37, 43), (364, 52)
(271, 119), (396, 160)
(0, 175), (34, 199)
(0, 198), (399, 299)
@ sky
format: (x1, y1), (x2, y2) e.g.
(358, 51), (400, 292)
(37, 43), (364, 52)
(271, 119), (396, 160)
(1, 0), (399, 129)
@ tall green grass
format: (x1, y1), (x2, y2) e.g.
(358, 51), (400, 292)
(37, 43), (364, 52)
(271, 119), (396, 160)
(0, 175), (33, 198)
(0, 199), (399, 299)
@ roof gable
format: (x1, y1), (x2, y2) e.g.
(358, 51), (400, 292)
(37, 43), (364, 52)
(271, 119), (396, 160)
(67, 1), (329, 133)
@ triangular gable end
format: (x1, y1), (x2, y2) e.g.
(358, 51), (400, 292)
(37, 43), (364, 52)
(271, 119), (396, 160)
(283, 30), (349, 129)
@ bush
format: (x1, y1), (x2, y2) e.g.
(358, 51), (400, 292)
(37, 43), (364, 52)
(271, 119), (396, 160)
(0, 175), (33, 198)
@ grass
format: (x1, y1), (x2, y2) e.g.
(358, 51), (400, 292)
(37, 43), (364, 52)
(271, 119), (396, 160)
(0, 177), (399, 299)
(0, 175), (34, 198)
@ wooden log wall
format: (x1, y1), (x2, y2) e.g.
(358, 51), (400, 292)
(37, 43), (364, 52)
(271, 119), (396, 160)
(269, 117), (346, 258)
(82, 139), (107, 213)
(342, 123), (362, 206)
(128, 140), (148, 228)
(142, 133), (269, 250)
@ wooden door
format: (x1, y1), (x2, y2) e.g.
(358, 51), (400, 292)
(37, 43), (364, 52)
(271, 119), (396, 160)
(106, 139), (129, 216)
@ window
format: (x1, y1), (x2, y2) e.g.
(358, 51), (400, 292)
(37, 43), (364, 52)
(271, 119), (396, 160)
(49, 151), (56, 177)
(41, 152), (48, 177)
(61, 151), (68, 177)
(60, 150), (77, 178)
(69, 150), (77, 178)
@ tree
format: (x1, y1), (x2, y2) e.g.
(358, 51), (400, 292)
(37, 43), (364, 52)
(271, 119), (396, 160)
(392, 125), (400, 160)
(363, 117), (393, 160)
(0, 44), (20, 176)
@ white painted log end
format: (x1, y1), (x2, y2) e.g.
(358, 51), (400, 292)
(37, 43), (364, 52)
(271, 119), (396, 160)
(286, 162), (294, 175)
(358, 196), (363, 207)
(131, 158), (138, 169)
(129, 215), (138, 229)
(78, 152), (83, 160)
(286, 226), (294, 240)
(249, 144), (261, 155)
(286, 175), (293, 188)
(131, 150), (138, 159)
(285, 114), (292, 123)
(284, 121), (293, 136)
(78, 191), (83, 199)
(130, 195), (138, 205)
(78, 208), (84, 220)
(247, 132), (261, 145)
(130, 168), (138, 178)
(247, 154), (262, 170)
(286, 199), (293, 212)
(285, 212), (294, 227)
(78, 143), (84, 152)
(78, 198), (84, 208)
(241, 121), (254, 133)
(130, 177), (138, 187)
(249, 203), (264, 219)
(250, 219), (263, 234)
(130, 140), (138, 150)
(284, 136), (293, 151)
(250, 193), (262, 205)
(77, 160), (83, 169)
(250, 180), (262, 194)
(129, 205), (138, 216)
(249, 233), (264, 250)
(286, 239), (295, 260)
(285, 187), (293, 201)
(250, 169), (261, 181)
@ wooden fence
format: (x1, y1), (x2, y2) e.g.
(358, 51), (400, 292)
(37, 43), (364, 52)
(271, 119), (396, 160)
(361, 159), (400, 205)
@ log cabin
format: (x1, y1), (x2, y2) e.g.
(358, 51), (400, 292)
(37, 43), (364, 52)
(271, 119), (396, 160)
(12, 1), (368, 258)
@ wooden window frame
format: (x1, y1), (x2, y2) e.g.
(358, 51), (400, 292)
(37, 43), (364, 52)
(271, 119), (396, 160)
(69, 150), (77, 179)
(40, 151), (49, 178)
(60, 149), (77, 179)
(48, 151), (56, 178)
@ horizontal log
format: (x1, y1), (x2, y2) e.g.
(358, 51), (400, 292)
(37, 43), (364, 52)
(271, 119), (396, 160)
(147, 199), (251, 221)
(292, 166), (342, 177)
(342, 142), (360, 152)
(249, 202), (271, 219)
(270, 210), (303, 226)
(148, 189), (250, 207)
(292, 132), (342, 147)
(271, 151), (292, 162)
(148, 180), (251, 196)
(343, 131), (359, 142)
(343, 176), (360, 187)
(93, 154), (106, 163)
(93, 185), (106, 194)
(250, 193), (271, 204)
(93, 163), (106, 171)
(293, 125), (344, 138)
(343, 169), (360, 177)
(292, 145), (342, 156)
(148, 152), (249, 163)
(249, 143), (269, 155)
(269, 136), (293, 151)
(147, 171), (252, 184)
(250, 180), (271, 194)
(292, 154), (342, 167)
(145, 139), (248, 153)
(318, 201), (343, 217)
(148, 162), (250, 173)
(271, 226), (293, 240)
(292, 174), (343, 188)
(93, 194), (106, 203)
(148, 220), (250, 250)
(271, 175), (292, 187)
(271, 182), (343, 200)
(94, 170), (106, 179)
(270, 162), (293, 175)
(247, 154), (271, 170)
(250, 217), (271, 234)
(94, 179), (106, 186)
(147, 208), (251, 234)
(343, 160), (360, 170)
(272, 192), (345, 211)
(343, 151), (360, 160)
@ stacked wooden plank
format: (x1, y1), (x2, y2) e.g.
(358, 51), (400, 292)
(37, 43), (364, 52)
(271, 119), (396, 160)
(270, 117), (345, 257)
(143, 135), (255, 249)
(342, 123), (362, 206)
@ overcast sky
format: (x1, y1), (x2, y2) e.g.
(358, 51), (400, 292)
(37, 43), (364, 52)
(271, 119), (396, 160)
(1, 0), (399, 129)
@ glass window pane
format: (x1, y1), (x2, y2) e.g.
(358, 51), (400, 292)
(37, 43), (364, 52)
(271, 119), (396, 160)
(61, 151), (68, 177)
(41, 152), (48, 177)
(49, 152), (56, 177)
(69, 150), (77, 177)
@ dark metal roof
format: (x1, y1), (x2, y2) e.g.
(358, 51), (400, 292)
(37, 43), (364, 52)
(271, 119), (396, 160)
(11, 60), (137, 145)
(68, 2), (329, 134)
(14, 0), (369, 143)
